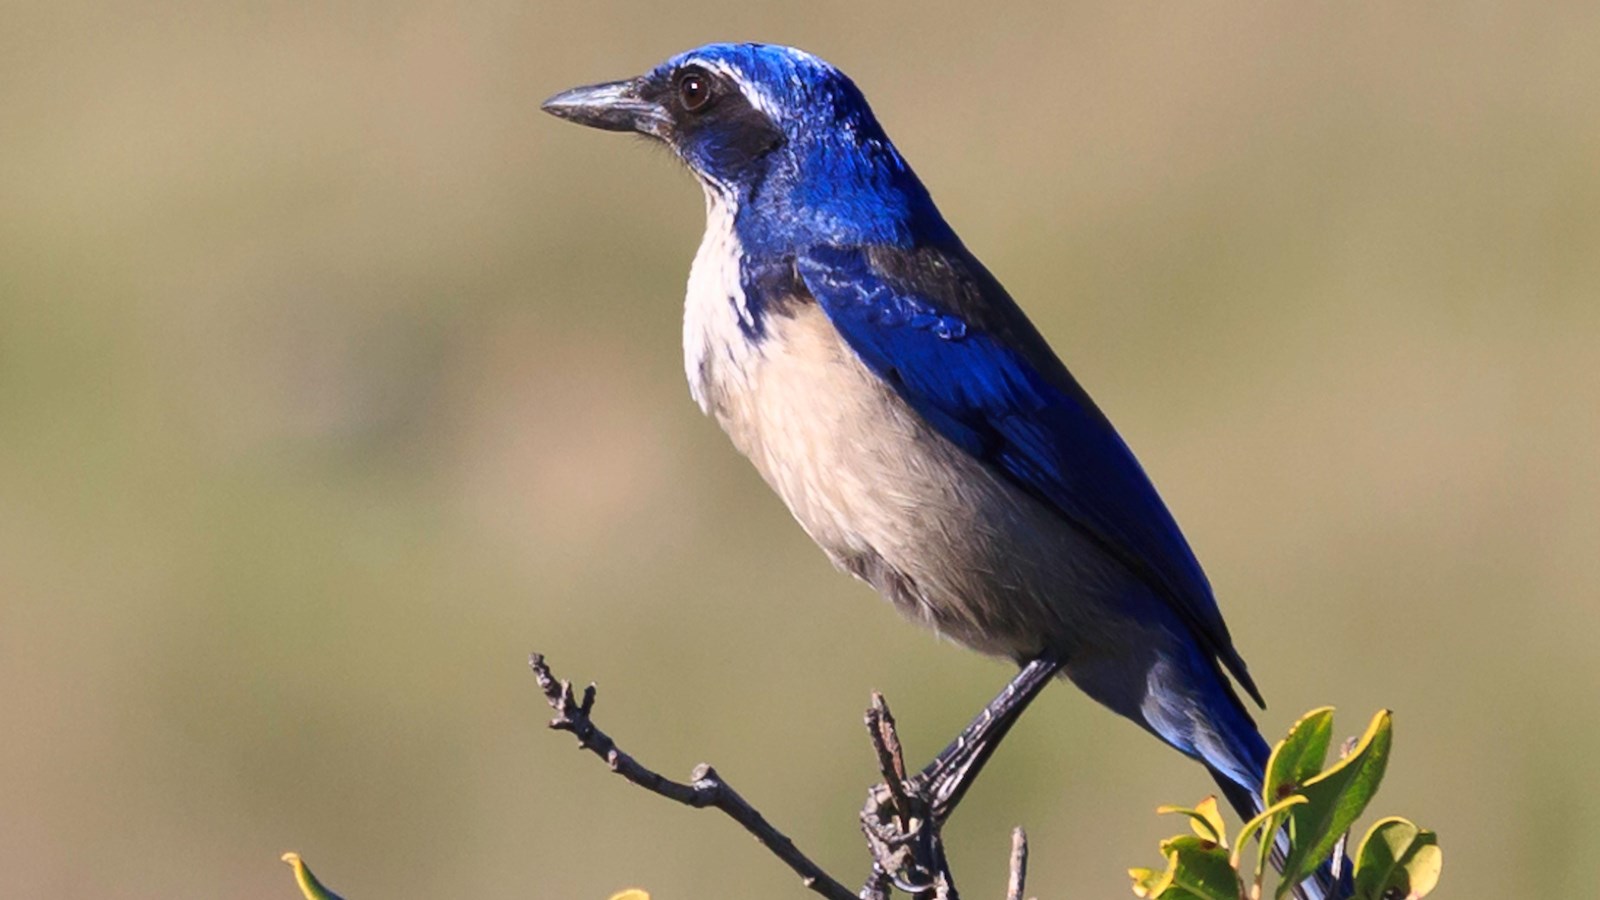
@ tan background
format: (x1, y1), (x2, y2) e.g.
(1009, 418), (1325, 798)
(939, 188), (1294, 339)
(3, 2), (1596, 897)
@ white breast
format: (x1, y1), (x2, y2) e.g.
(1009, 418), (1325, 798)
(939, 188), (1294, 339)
(679, 187), (1144, 661)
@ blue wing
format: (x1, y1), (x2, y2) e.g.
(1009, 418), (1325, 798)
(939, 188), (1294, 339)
(792, 243), (1263, 706)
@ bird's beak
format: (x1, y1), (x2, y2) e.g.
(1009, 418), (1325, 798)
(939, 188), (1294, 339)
(541, 78), (667, 137)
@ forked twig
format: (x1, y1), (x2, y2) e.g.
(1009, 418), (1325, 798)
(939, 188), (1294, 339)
(529, 653), (856, 900)
(862, 692), (959, 899)
(531, 652), (1042, 899)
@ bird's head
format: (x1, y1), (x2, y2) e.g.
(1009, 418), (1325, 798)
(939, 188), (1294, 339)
(543, 43), (950, 248)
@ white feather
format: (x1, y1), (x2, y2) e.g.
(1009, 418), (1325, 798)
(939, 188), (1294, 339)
(686, 49), (819, 122)
(682, 185), (762, 412)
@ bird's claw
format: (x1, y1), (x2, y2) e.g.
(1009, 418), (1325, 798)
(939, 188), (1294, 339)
(860, 780), (942, 894)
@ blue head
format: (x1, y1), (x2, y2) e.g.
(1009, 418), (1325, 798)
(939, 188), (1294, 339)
(543, 43), (953, 251)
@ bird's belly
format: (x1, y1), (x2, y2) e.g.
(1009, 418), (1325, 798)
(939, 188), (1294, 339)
(705, 304), (1138, 660)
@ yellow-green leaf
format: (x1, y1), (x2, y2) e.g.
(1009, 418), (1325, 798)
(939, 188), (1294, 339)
(1353, 817), (1441, 900)
(1157, 796), (1229, 847)
(1277, 710), (1394, 898)
(280, 853), (346, 900)
(1134, 834), (1214, 898)
(1263, 708), (1334, 804)
(1130, 865), (1169, 898)
(1162, 834), (1244, 900)
(1230, 794), (1308, 869)
(608, 892), (650, 900)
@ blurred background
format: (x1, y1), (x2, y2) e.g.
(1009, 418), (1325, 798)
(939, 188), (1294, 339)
(2, 2), (1596, 897)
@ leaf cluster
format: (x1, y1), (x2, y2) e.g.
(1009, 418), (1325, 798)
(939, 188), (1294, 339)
(1129, 709), (1441, 900)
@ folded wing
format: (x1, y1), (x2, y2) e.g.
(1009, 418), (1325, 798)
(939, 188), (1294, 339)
(792, 243), (1263, 707)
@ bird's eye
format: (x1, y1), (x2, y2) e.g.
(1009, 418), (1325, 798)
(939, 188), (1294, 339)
(677, 67), (713, 112)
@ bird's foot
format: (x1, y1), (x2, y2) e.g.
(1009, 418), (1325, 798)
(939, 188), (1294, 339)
(860, 781), (939, 895)
(859, 694), (960, 898)
(855, 656), (1062, 896)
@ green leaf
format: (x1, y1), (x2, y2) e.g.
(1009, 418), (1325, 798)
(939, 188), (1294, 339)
(1131, 841), (1184, 898)
(1153, 889), (1218, 900)
(280, 853), (346, 900)
(1161, 834), (1244, 900)
(1130, 865), (1170, 898)
(1276, 710), (1394, 898)
(1353, 817), (1442, 899)
(1230, 794), (1308, 869)
(1157, 796), (1229, 847)
(1263, 707), (1334, 804)
(1232, 794), (1308, 900)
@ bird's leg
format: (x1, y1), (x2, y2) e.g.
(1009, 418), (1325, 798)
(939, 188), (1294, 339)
(913, 654), (1065, 822)
(859, 656), (1061, 895)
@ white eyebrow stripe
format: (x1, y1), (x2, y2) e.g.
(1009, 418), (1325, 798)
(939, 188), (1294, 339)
(685, 57), (785, 121)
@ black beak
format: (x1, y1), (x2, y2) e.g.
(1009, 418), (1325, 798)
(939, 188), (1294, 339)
(541, 78), (667, 137)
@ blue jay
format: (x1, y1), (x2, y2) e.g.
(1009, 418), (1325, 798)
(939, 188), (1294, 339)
(544, 43), (1332, 890)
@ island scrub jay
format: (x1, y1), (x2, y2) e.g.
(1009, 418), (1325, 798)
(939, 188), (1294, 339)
(544, 42), (1287, 844)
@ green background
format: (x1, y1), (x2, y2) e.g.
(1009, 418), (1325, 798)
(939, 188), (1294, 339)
(4, 3), (1596, 897)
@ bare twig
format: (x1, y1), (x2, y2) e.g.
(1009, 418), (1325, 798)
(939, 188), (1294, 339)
(528, 654), (857, 900)
(867, 694), (912, 822)
(531, 652), (1048, 900)
(1005, 827), (1028, 900)
(861, 692), (963, 900)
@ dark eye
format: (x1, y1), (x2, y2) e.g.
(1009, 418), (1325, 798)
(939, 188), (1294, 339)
(677, 67), (713, 112)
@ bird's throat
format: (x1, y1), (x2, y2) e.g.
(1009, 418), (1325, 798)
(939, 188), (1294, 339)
(683, 186), (761, 415)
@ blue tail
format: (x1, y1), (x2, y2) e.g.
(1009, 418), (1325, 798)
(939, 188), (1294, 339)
(1063, 634), (1350, 899)
(1202, 720), (1347, 900)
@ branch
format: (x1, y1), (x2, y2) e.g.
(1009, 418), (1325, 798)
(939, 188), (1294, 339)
(531, 652), (1041, 899)
(1005, 828), (1028, 900)
(528, 654), (858, 900)
(861, 693), (958, 899)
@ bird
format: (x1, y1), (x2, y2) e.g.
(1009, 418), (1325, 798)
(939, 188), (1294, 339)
(543, 42), (1332, 891)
